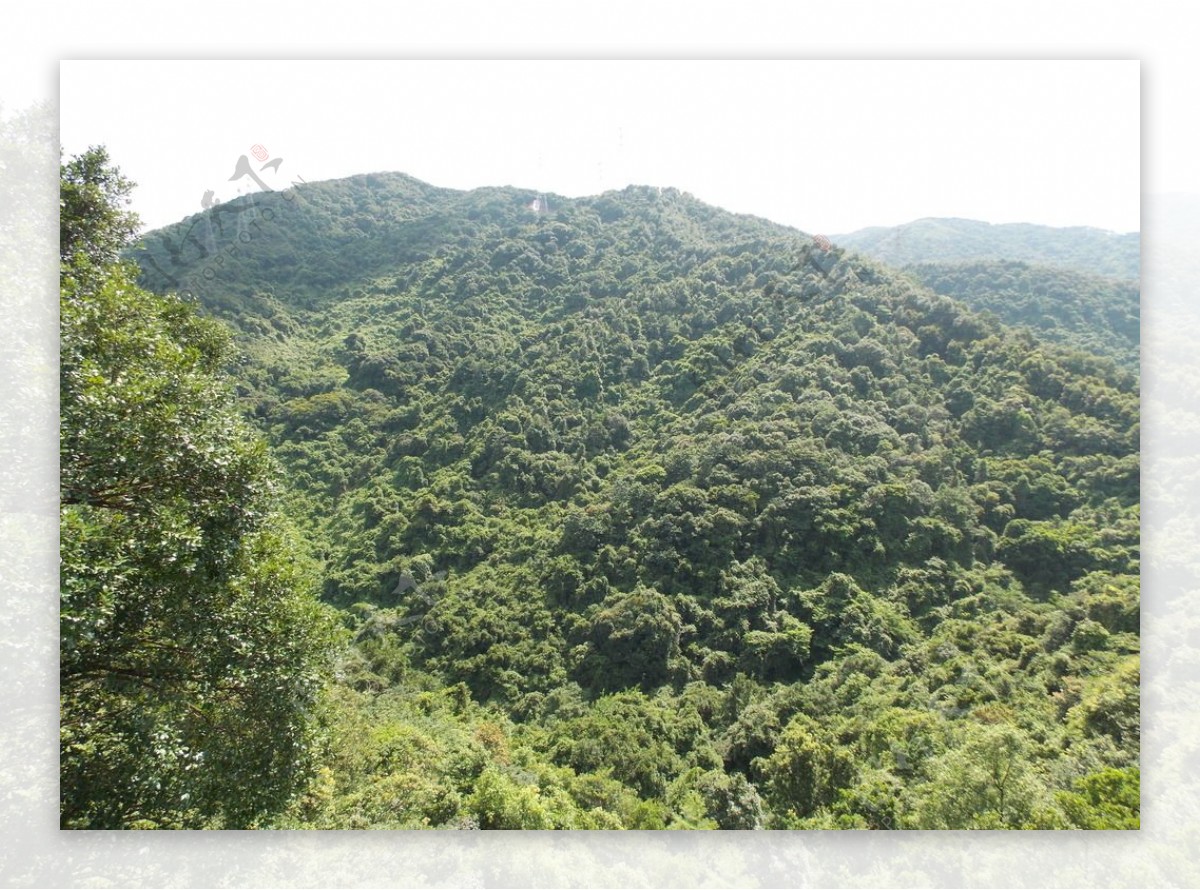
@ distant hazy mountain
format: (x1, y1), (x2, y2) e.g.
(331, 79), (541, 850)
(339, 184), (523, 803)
(835, 217), (1139, 280)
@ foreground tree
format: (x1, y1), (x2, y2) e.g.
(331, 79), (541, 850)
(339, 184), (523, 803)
(60, 147), (336, 828)
(910, 723), (1053, 829)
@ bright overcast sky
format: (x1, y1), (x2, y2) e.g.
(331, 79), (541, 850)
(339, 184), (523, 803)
(59, 60), (1139, 236)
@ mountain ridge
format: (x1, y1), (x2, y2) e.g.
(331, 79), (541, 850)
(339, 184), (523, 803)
(835, 216), (1140, 280)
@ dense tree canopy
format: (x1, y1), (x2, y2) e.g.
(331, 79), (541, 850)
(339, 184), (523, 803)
(903, 259), (1139, 371)
(118, 171), (1140, 829)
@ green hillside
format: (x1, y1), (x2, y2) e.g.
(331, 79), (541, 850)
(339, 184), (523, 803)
(903, 259), (1139, 370)
(836, 217), (1140, 280)
(122, 174), (1139, 829)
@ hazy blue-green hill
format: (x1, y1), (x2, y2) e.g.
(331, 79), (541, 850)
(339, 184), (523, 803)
(836, 217), (1139, 280)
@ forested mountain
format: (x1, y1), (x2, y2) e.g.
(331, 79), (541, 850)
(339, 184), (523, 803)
(122, 173), (1138, 829)
(836, 217), (1140, 280)
(902, 260), (1139, 370)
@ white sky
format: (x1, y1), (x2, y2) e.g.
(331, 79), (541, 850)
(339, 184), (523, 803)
(58, 59), (1140, 236)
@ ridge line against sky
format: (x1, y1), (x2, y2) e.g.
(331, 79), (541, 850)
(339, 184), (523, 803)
(58, 60), (1140, 237)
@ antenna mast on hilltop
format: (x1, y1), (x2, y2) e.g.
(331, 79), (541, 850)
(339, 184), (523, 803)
(529, 149), (550, 214)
